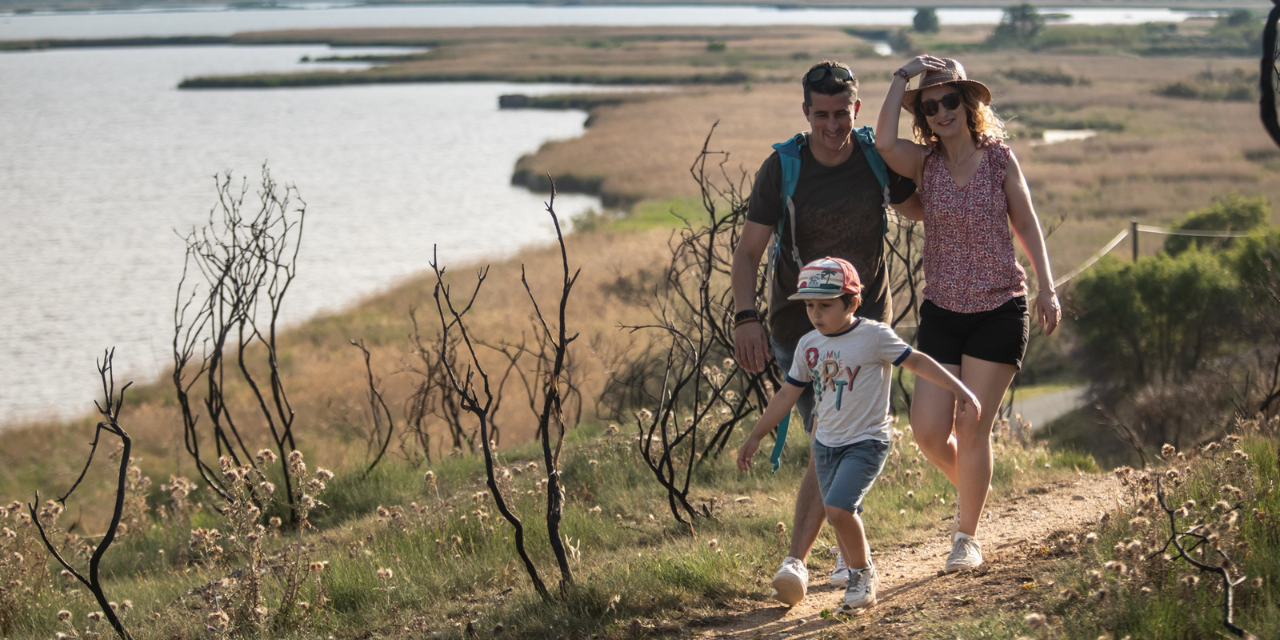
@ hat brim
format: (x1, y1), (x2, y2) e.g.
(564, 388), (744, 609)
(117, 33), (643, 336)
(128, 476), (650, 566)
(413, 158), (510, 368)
(901, 79), (992, 112)
(787, 290), (853, 301)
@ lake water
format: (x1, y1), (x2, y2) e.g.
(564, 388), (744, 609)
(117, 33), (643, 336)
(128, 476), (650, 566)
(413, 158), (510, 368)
(0, 4), (1210, 39)
(0, 45), (601, 422)
(0, 3), (1214, 423)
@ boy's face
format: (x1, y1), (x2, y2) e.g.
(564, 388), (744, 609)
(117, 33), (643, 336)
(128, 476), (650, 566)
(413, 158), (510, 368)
(804, 297), (858, 335)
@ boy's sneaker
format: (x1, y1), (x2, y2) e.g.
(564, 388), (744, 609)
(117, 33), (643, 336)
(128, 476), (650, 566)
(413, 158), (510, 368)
(944, 534), (983, 573)
(770, 557), (808, 606)
(839, 566), (877, 612)
(828, 546), (850, 586)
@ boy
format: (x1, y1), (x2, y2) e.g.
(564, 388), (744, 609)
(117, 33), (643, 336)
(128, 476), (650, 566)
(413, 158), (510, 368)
(737, 257), (980, 612)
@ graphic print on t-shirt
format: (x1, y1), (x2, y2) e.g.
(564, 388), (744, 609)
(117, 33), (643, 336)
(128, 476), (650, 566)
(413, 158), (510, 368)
(804, 346), (861, 410)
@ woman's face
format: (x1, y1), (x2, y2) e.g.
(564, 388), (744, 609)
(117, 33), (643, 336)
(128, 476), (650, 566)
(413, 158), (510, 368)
(920, 84), (967, 138)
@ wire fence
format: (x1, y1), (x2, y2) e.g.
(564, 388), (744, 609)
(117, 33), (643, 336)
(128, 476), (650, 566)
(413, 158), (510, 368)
(1052, 222), (1254, 289)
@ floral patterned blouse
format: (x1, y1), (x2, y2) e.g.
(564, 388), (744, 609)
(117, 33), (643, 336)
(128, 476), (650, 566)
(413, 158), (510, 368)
(920, 140), (1027, 313)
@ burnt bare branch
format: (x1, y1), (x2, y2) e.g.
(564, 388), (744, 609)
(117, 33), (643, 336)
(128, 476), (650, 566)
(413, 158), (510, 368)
(430, 246), (551, 602)
(172, 166), (306, 522)
(29, 350), (134, 640)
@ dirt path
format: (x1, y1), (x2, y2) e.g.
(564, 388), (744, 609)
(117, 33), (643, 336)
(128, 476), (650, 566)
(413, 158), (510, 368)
(697, 472), (1119, 639)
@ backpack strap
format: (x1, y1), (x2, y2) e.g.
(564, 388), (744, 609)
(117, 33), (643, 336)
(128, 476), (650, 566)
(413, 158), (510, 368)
(766, 133), (807, 473)
(772, 133), (808, 271)
(853, 125), (892, 235)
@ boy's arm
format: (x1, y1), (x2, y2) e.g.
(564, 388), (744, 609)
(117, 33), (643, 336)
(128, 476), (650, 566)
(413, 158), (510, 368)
(900, 351), (982, 421)
(737, 381), (805, 471)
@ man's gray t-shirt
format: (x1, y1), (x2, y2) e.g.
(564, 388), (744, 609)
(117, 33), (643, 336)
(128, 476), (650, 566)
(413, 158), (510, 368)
(746, 137), (916, 348)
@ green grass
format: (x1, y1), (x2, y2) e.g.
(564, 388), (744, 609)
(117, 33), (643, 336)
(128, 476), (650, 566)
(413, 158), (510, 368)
(614, 198), (706, 232)
(0, 418), (1090, 639)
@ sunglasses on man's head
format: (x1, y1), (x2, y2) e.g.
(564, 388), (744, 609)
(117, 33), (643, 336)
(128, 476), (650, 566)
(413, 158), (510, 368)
(919, 92), (962, 117)
(806, 66), (853, 83)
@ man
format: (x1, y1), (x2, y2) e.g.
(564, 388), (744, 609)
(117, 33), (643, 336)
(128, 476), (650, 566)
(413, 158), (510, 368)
(730, 60), (922, 606)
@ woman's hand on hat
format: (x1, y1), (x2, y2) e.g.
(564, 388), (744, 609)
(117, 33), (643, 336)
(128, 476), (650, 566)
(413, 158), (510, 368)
(1037, 288), (1061, 336)
(899, 55), (947, 79)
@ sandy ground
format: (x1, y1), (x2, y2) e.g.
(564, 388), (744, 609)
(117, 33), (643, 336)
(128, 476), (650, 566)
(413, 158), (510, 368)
(694, 471), (1118, 639)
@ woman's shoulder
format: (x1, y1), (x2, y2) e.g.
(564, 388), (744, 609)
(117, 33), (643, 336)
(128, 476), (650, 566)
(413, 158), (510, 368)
(981, 138), (1013, 171)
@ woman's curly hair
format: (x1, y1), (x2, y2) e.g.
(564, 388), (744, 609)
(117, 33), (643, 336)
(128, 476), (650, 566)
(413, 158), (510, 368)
(910, 82), (1007, 149)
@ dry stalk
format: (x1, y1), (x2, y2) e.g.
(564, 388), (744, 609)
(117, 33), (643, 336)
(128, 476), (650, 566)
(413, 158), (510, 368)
(27, 350), (134, 640)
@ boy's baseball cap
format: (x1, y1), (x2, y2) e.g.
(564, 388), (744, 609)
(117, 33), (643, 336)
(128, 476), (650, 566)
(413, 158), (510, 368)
(788, 257), (862, 300)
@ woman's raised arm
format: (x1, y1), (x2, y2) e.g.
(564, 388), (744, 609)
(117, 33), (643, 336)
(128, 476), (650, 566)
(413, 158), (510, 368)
(875, 55), (945, 184)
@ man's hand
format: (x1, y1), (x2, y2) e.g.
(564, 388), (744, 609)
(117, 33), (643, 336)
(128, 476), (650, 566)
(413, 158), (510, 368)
(730, 221), (773, 372)
(733, 320), (771, 374)
(737, 435), (763, 472)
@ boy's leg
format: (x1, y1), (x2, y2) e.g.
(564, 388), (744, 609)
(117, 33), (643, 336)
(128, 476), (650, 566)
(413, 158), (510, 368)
(824, 505), (870, 569)
(819, 439), (888, 611)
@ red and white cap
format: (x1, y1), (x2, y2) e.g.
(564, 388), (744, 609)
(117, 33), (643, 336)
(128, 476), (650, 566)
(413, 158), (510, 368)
(787, 257), (862, 300)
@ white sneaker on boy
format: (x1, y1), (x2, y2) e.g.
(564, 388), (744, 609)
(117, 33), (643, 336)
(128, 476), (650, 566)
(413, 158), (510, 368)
(770, 556), (808, 606)
(839, 566), (877, 612)
(828, 546), (850, 586)
(944, 533), (983, 573)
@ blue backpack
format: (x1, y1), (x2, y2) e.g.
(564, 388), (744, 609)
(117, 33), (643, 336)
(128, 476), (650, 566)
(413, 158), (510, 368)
(766, 126), (892, 473)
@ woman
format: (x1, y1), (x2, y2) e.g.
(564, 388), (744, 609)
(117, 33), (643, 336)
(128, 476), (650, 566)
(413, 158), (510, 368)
(874, 56), (1060, 573)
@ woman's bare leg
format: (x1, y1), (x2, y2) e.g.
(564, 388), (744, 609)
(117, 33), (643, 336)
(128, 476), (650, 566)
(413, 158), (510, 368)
(954, 355), (1017, 536)
(908, 363), (963, 487)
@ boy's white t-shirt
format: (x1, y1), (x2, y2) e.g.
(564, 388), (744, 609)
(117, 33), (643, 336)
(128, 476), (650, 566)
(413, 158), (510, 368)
(785, 318), (913, 448)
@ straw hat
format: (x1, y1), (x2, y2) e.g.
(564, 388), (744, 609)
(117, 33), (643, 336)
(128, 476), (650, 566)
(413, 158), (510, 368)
(901, 58), (992, 112)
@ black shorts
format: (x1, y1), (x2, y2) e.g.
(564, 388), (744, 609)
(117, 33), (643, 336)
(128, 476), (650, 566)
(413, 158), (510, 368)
(916, 297), (1029, 369)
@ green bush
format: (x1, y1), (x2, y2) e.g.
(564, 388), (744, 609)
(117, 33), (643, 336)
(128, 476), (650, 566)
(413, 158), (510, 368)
(1156, 68), (1258, 103)
(1164, 193), (1270, 255)
(1069, 251), (1241, 388)
(1002, 67), (1087, 86)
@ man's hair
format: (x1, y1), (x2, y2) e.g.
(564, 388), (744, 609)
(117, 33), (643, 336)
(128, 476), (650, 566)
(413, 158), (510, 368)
(803, 60), (858, 106)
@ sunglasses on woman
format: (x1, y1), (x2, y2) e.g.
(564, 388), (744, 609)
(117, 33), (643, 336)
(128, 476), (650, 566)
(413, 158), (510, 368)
(919, 92), (962, 117)
(806, 66), (853, 83)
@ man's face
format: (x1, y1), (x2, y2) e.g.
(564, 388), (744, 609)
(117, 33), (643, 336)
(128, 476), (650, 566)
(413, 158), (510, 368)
(803, 91), (859, 156)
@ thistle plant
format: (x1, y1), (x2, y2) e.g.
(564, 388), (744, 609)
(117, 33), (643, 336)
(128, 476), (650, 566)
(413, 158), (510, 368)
(189, 449), (333, 635)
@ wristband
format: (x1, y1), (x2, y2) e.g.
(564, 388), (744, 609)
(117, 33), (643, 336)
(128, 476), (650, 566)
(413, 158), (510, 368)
(733, 309), (759, 323)
(894, 68), (911, 81)
(734, 318), (761, 329)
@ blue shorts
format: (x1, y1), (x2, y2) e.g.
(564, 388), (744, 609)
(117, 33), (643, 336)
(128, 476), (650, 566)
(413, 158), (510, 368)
(813, 439), (890, 514)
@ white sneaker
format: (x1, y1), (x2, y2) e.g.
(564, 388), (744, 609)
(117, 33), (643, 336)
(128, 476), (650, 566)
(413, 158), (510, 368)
(944, 534), (983, 573)
(828, 546), (850, 586)
(770, 556), (808, 606)
(839, 566), (877, 612)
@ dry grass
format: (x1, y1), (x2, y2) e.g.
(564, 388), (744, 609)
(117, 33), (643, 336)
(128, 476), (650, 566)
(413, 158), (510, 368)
(0, 226), (679, 528)
(519, 49), (1280, 275)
